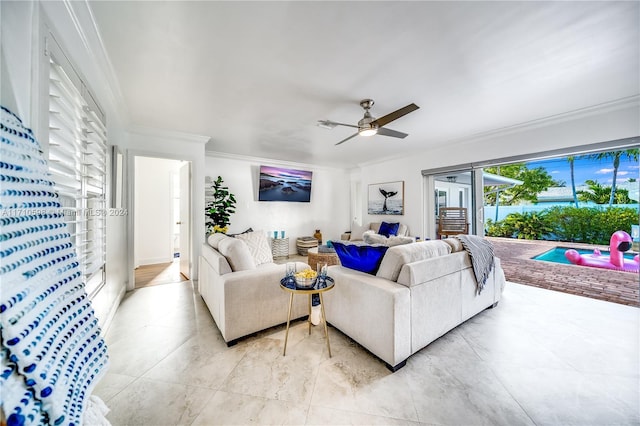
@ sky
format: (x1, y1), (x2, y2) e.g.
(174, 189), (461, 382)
(527, 153), (639, 187)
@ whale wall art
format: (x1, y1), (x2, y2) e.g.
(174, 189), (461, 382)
(368, 181), (404, 215)
(258, 165), (313, 202)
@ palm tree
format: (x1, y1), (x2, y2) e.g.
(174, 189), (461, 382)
(593, 149), (639, 206)
(567, 155), (579, 207)
(577, 179), (611, 204)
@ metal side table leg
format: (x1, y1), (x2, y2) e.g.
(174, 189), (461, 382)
(308, 294), (312, 335)
(319, 293), (331, 357)
(283, 293), (294, 356)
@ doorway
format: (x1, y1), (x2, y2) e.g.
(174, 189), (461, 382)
(133, 156), (191, 288)
(425, 168), (482, 239)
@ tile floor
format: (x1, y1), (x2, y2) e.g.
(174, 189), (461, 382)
(94, 280), (639, 425)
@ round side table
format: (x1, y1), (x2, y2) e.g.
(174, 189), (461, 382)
(280, 276), (334, 357)
(307, 247), (340, 271)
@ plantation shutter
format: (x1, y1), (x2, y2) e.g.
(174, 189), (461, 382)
(48, 35), (107, 299)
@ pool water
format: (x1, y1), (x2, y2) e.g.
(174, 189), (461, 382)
(533, 247), (637, 265)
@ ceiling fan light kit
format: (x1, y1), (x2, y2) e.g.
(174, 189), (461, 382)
(318, 98), (419, 145)
(359, 128), (378, 137)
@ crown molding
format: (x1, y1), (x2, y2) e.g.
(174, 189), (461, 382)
(129, 125), (211, 145)
(449, 95), (640, 146)
(55, 0), (129, 125)
(357, 95), (640, 169)
(205, 150), (349, 172)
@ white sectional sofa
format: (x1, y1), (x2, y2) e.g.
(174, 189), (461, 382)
(323, 238), (506, 371)
(198, 232), (310, 345)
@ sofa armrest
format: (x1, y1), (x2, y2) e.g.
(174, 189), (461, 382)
(323, 266), (411, 368)
(216, 261), (310, 342)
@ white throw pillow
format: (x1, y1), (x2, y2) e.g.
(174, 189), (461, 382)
(350, 221), (370, 241)
(235, 230), (273, 265)
(218, 238), (256, 271)
(387, 235), (415, 246)
(363, 231), (414, 247)
(207, 233), (229, 249)
(363, 230), (388, 245)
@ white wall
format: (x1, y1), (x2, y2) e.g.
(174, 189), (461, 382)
(134, 157), (181, 266)
(0, 1), (36, 124)
(1, 1), (129, 329)
(358, 103), (640, 240)
(126, 127), (208, 287)
(205, 154), (351, 252)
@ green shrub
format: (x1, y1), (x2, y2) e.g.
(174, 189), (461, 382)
(545, 206), (598, 242)
(489, 205), (639, 245)
(485, 218), (516, 238)
(486, 211), (553, 240)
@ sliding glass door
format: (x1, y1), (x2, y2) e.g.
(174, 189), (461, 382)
(424, 168), (483, 239)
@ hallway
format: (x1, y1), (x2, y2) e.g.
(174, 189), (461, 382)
(135, 261), (187, 288)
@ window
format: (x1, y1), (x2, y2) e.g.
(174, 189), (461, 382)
(47, 34), (107, 299)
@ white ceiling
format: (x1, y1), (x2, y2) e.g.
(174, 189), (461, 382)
(89, 1), (639, 168)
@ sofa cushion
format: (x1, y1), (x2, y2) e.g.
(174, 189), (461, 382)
(207, 232), (229, 249)
(376, 240), (452, 282)
(363, 231), (414, 247)
(378, 221), (400, 237)
(218, 237), (256, 271)
(350, 221), (370, 241)
(388, 236), (415, 246)
(333, 242), (389, 275)
(362, 230), (385, 245)
(443, 237), (464, 253)
(235, 230), (273, 265)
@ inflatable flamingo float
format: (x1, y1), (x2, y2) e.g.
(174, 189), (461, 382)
(565, 230), (639, 273)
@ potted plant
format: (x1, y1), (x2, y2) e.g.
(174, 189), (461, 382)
(205, 176), (236, 234)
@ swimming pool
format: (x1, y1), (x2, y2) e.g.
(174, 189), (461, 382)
(533, 247), (636, 265)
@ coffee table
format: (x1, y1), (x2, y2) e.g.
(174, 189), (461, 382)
(279, 276), (334, 357)
(307, 247), (340, 271)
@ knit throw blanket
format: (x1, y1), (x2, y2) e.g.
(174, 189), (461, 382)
(0, 106), (109, 425)
(453, 234), (495, 294)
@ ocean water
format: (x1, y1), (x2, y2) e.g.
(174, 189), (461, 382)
(368, 199), (403, 215)
(259, 184), (311, 202)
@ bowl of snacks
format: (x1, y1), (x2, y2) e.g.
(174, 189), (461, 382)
(294, 269), (317, 288)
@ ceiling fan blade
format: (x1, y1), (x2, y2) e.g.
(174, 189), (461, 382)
(377, 127), (408, 139)
(371, 103), (419, 128)
(335, 132), (359, 146)
(318, 120), (359, 129)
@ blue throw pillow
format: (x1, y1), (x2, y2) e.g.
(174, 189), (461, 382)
(333, 242), (389, 275)
(378, 221), (400, 237)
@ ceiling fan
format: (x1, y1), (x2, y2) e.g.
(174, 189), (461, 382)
(318, 99), (419, 146)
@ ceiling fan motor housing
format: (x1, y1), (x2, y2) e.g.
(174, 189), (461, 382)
(358, 99), (377, 131)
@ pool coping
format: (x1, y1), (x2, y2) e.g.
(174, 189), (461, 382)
(488, 237), (639, 307)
